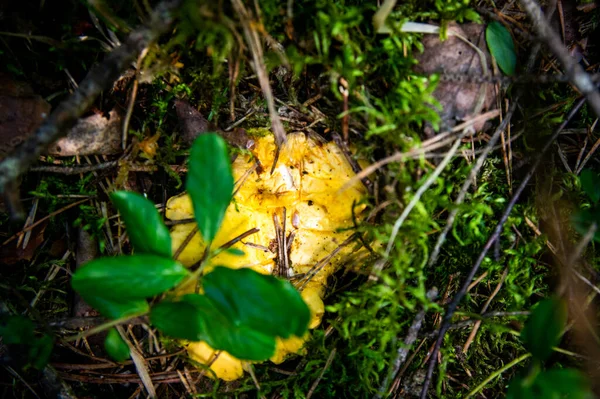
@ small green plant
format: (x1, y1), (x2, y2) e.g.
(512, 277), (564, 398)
(573, 169), (600, 242)
(73, 133), (310, 362)
(486, 21), (517, 76)
(1, 133), (310, 369)
(0, 314), (53, 371)
(506, 297), (592, 398)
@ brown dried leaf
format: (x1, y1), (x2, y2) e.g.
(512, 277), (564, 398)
(0, 221), (47, 265)
(414, 23), (496, 132)
(174, 99), (253, 149)
(47, 109), (122, 156)
(0, 74), (51, 161)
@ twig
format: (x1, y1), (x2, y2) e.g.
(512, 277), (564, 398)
(172, 225), (199, 261)
(462, 267), (509, 354)
(247, 364), (266, 399)
(122, 48), (149, 150)
(340, 110), (500, 192)
(0, 0), (182, 194)
(306, 348), (337, 399)
(116, 325), (157, 399)
(519, 0), (600, 118)
(419, 96), (587, 399)
(464, 353), (531, 398)
(375, 288), (438, 399)
(230, 0), (286, 148)
(426, 31), (547, 268)
(30, 161), (120, 174)
(420, 311), (531, 339)
(575, 118), (600, 174)
(2, 198), (90, 245)
(383, 130), (467, 258)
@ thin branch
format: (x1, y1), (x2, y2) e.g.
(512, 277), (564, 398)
(426, 104), (517, 268)
(519, 0), (600, 118)
(306, 348), (337, 399)
(383, 130), (467, 258)
(375, 288), (438, 399)
(0, 0), (182, 194)
(419, 96), (587, 399)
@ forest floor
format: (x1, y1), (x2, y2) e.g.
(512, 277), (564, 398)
(1, 0), (600, 398)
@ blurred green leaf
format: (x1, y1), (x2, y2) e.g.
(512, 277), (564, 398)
(104, 328), (130, 362)
(0, 315), (53, 370)
(507, 369), (591, 399)
(150, 299), (209, 342)
(78, 295), (149, 320)
(486, 21), (516, 76)
(203, 267), (310, 339)
(71, 254), (189, 300)
(572, 209), (600, 242)
(29, 334), (53, 370)
(187, 134), (234, 243)
(0, 314), (34, 345)
(520, 297), (566, 362)
(110, 191), (172, 257)
(579, 169), (600, 204)
(151, 267), (311, 361)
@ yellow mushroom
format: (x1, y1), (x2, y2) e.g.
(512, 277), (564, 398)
(165, 131), (369, 380)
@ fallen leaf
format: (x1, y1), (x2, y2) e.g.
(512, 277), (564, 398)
(0, 73), (51, 160)
(414, 23), (496, 133)
(174, 99), (253, 149)
(0, 221), (47, 265)
(47, 109), (122, 156)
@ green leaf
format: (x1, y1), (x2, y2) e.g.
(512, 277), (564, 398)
(183, 293), (277, 360)
(579, 169), (600, 204)
(486, 21), (516, 76)
(104, 328), (131, 362)
(0, 315), (35, 345)
(203, 267), (310, 339)
(151, 267), (311, 361)
(72, 254), (189, 300)
(520, 297), (566, 362)
(187, 134), (234, 242)
(29, 334), (54, 370)
(506, 377), (533, 399)
(572, 209), (600, 243)
(150, 299), (209, 342)
(110, 191), (172, 257)
(507, 369), (591, 399)
(0, 316), (53, 370)
(78, 294), (149, 320)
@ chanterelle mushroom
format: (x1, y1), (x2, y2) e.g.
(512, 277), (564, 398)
(165, 130), (369, 380)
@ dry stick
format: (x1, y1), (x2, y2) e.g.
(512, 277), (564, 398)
(306, 348), (337, 399)
(575, 119), (600, 174)
(419, 96), (587, 399)
(427, 102), (517, 269)
(230, 0), (286, 148)
(374, 288), (438, 399)
(420, 311), (531, 340)
(462, 267), (509, 354)
(0, 0), (182, 194)
(116, 325), (157, 399)
(519, 0), (600, 119)
(30, 161), (119, 174)
(383, 130), (468, 257)
(2, 198), (90, 245)
(340, 110), (500, 192)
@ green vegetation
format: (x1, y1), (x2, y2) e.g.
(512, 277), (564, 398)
(1, 0), (599, 398)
